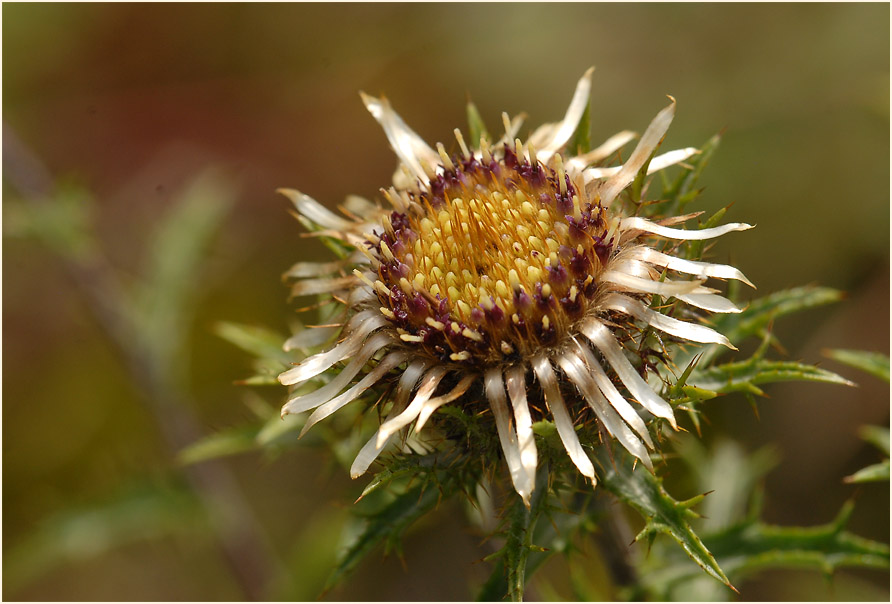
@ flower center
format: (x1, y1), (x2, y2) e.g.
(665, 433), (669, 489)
(370, 143), (615, 363)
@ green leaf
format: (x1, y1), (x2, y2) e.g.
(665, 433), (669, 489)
(845, 426), (890, 483)
(214, 321), (292, 365)
(858, 425), (890, 456)
(3, 183), (98, 262)
(639, 501), (889, 600)
(693, 286), (845, 367)
(705, 501), (888, 581)
(137, 171), (236, 366)
(177, 407), (306, 465)
(845, 460), (890, 483)
(466, 100), (490, 144)
(824, 349), (890, 383)
(178, 425), (261, 465)
(355, 453), (443, 502)
(595, 447), (735, 593)
(568, 100), (591, 156)
(661, 134), (721, 214)
(691, 359), (854, 395)
(324, 478), (444, 594)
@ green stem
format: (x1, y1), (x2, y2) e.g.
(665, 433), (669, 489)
(506, 465), (550, 602)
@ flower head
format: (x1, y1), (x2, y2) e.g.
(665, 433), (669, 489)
(279, 69), (753, 505)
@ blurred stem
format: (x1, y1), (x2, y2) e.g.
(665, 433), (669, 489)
(3, 124), (278, 600)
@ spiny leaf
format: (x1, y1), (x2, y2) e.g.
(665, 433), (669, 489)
(824, 349), (890, 383)
(845, 460), (890, 484)
(674, 436), (779, 534)
(845, 425), (890, 483)
(638, 501), (889, 600)
(716, 286), (844, 344)
(694, 286), (845, 367)
(705, 500), (889, 579)
(858, 425), (890, 456)
(324, 478), (445, 594)
(662, 134), (721, 214)
(356, 453), (443, 502)
(690, 359), (854, 394)
(595, 447), (734, 592)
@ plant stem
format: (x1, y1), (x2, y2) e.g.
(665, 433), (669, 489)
(506, 464), (550, 602)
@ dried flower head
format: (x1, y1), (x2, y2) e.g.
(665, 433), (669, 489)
(279, 69), (753, 505)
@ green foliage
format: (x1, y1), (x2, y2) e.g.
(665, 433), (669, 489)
(478, 465), (551, 602)
(637, 498), (890, 601)
(214, 321), (294, 366)
(594, 445), (735, 593)
(134, 172), (236, 373)
(197, 124), (887, 602)
(859, 425), (891, 456)
(845, 426), (891, 484)
(660, 134), (721, 216)
(3, 182), (98, 261)
(824, 349), (890, 383)
(712, 286), (844, 348)
(691, 358), (853, 396)
(680, 285), (846, 370)
(845, 460), (890, 484)
(325, 451), (476, 596)
(629, 437), (890, 601)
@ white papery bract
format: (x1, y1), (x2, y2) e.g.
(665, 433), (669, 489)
(279, 69), (753, 506)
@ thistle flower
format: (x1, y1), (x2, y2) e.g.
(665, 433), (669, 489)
(279, 69), (753, 505)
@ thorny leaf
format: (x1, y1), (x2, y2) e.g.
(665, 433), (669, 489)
(845, 425), (890, 484)
(859, 425), (891, 456)
(594, 446), (735, 593)
(324, 474), (448, 595)
(660, 134), (721, 215)
(689, 286), (845, 368)
(824, 349), (890, 383)
(845, 460), (890, 484)
(639, 500), (889, 600)
(690, 359), (854, 396)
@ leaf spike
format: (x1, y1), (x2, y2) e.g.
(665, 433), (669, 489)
(831, 498), (856, 533)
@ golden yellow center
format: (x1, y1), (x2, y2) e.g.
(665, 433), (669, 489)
(370, 146), (614, 363)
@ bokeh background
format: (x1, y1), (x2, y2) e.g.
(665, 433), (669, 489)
(3, 3), (889, 601)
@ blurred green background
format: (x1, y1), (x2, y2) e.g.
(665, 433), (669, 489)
(3, 3), (889, 601)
